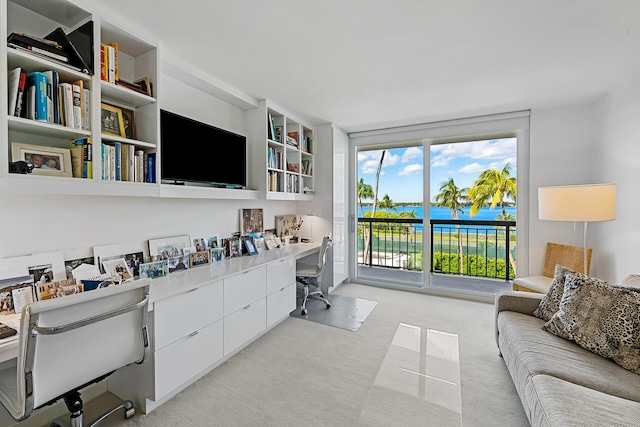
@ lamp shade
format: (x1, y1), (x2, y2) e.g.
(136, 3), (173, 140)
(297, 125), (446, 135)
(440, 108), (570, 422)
(538, 184), (616, 222)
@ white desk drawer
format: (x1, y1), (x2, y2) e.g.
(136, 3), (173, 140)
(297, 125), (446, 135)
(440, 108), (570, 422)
(266, 258), (296, 295)
(154, 318), (223, 399)
(223, 266), (266, 316)
(154, 280), (223, 351)
(224, 298), (266, 356)
(267, 282), (296, 328)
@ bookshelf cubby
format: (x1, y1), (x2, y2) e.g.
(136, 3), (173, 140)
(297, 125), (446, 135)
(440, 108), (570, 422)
(246, 100), (314, 200)
(1, 0), (159, 194)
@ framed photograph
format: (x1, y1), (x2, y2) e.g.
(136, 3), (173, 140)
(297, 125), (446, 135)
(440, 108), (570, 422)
(253, 236), (265, 253)
(275, 214), (298, 239)
(243, 236), (258, 256)
(210, 247), (225, 262)
(63, 247), (95, 280)
(189, 251), (210, 267)
(29, 264), (54, 285)
(133, 76), (152, 96)
(100, 102), (126, 137)
(167, 255), (189, 273)
(36, 278), (83, 301)
(228, 237), (242, 258)
(120, 106), (136, 140)
(148, 235), (191, 262)
(11, 142), (72, 177)
(0, 275), (35, 315)
(93, 241), (147, 279)
(102, 258), (133, 283)
(139, 261), (166, 279)
(241, 208), (264, 236)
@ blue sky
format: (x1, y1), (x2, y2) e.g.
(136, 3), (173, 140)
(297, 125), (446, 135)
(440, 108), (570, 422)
(357, 138), (517, 203)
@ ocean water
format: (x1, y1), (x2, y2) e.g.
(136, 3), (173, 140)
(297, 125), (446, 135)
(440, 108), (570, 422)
(361, 205), (516, 221)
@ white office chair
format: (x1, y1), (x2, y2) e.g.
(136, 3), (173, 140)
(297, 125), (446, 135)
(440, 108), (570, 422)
(296, 234), (332, 315)
(0, 279), (150, 427)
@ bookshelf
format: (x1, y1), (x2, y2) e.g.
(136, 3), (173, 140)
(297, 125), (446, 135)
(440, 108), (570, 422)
(0, 0), (159, 195)
(246, 100), (314, 200)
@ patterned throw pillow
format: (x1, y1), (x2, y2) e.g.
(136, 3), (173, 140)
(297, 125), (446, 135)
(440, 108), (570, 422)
(533, 264), (577, 321)
(542, 272), (640, 375)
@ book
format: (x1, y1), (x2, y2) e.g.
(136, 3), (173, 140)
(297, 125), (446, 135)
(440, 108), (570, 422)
(147, 152), (156, 183)
(82, 88), (91, 130)
(71, 82), (82, 129)
(43, 70), (60, 124)
(71, 137), (92, 179)
(100, 44), (108, 81)
(70, 145), (83, 178)
(26, 72), (48, 121)
(8, 67), (27, 116)
(108, 41), (119, 82)
(44, 27), (92, 74)
(113, 142), (122, 181)
(267, 113), (275, 140)
(135, 150), (144, 182)
(7, 32), (69, 63)
(58, 82), (74, 128)
(115, 79), (148, 96)
(14, 68), (27, 117)
(107, 44), (116, 83)
(120, 143), (130, 181)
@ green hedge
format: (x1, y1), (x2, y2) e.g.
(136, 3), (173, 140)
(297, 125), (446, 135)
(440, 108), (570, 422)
(431, 252), (514, 279)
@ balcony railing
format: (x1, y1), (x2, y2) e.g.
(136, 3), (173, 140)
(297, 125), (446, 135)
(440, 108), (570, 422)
(357, 217), (516, 281)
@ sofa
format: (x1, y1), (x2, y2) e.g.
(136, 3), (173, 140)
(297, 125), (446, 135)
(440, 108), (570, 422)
(495, 269), (640, 426)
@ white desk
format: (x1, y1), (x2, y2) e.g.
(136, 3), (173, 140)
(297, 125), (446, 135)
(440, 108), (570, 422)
(0, 241), (320, 375)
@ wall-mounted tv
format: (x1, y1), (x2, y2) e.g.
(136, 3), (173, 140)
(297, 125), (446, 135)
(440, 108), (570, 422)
(160, 109), (247, 188)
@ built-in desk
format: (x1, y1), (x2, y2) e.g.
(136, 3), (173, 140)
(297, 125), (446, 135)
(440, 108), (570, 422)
(0, 242), (320, 415)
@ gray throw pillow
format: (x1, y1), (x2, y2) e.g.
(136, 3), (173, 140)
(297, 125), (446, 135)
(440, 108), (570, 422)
(542, 272), (640, 375)
(533, 264), (577, 321)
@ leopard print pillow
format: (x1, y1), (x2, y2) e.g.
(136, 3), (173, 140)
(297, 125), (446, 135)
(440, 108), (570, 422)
(533, 264), (577, 321)
(542, 272), (640, 375)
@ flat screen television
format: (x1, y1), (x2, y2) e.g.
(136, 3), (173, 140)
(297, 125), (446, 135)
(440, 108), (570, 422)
(160, 109), (247, 188)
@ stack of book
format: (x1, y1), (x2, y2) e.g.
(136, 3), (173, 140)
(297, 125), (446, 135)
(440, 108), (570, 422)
(101, 142), (156, 183)
(8, 67), (90, 129)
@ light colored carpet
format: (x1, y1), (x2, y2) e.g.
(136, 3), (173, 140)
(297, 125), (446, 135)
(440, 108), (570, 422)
(36, 283), (529, 427)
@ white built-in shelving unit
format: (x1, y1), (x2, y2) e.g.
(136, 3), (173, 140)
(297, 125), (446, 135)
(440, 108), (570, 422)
(246, 99), (314, 200)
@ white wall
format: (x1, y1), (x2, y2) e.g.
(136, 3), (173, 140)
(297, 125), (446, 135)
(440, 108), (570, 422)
(590, 70), (640, 282)
(527, 103), (596, 276)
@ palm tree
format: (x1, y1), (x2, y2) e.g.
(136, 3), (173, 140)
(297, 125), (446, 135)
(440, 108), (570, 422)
(363, 150), (386, 265)
(357, 178), (374, 218)
(468, 162), (517, 217)
(378, 194), (396, 211)
(433, 178), (469, 274)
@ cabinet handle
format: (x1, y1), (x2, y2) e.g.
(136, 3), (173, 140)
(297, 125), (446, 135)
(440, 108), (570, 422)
(243, 304), (251, 310)
(242, 270), (250, 274)
(188, 331), (199, 338)
(187, 288), (198, 293)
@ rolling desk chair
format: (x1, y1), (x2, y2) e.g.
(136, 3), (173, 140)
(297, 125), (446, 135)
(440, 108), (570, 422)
(0, 279), (150, 427)
(296, 234), (332, 315)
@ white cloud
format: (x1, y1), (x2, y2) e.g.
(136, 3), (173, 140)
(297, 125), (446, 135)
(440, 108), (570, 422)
(398, 164), (423, 176)
(458, 162), (486, 174)
(359, 149), (399, 174)
(431, 138), (516, 161)
(401, 147), (423, 163)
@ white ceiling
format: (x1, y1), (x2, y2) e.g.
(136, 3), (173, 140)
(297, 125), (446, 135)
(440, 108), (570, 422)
(97, 0), (639, 133)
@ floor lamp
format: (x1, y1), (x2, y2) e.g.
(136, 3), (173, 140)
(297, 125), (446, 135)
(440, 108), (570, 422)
(538, 183), (616, 275)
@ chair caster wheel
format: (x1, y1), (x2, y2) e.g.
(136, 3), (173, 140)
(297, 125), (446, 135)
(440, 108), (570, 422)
(325, 303), (331, 309)
(125, 407), (136, 419)
(301, 309), (308, 315)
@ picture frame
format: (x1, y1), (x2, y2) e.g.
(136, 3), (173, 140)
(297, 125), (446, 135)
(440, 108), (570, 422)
(243, 236), (258, 256)
(93, 241), (148, 279)
(167, 255), (189, 273)
(100, 102), (126, 137)
(36, 278), (83, 301)
(63, 246), (95, 280)
(240, 208), (264, 236)
(0, 275), (34, 315)
(120, 106), (136, 140)
(11, 142), (72, 177)
(275, 214), (298, 239)
(210, 247), (225, 262)
(133, 76), (152, 96)
(102, 258), (133, 283)
(189, 251), (210, 267)
(148, 235), (191, 262)
(139, 260), (166, 279)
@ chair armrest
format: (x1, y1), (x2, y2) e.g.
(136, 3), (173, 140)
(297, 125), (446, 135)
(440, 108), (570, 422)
(494, 291), (544, 348)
